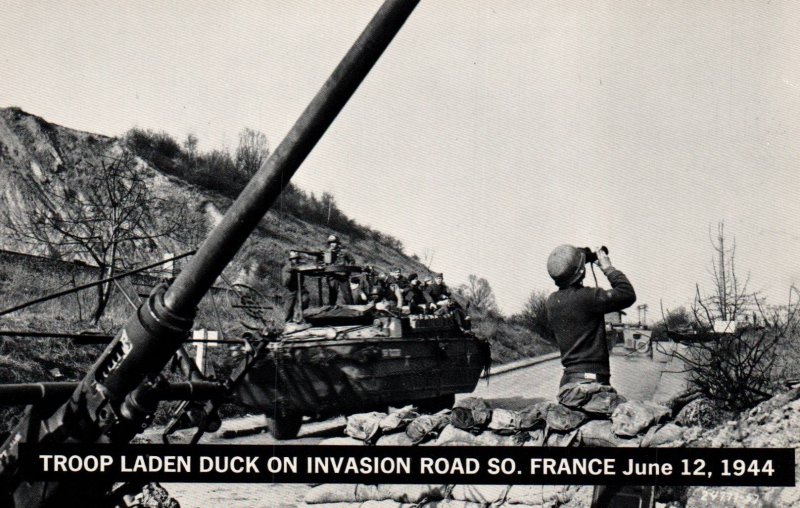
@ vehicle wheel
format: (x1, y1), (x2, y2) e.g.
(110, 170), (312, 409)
(417, 393), (456, 413)
(266, 410), (302, 440)
(635, 338), (651, 354)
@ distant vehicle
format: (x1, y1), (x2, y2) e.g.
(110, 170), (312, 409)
(230, 262), (490, 439)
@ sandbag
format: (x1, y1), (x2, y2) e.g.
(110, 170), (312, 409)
(449, 484), (510, 504)
(435, 425), (482, 446)
(544, 428), (580, 447)
(319, 437), (366, 446)
(451, 397), (492, 431)
(582, 391), (627, 416)
(517, 401), (552, 430)
(545, 404), (586, 432)
(557, 382), (616, 409)
(579, 420), (641, 448)
(380, 405), (419, 433)
(478, 430), (528, 447)
(523, 428), (546, 447)
(406, 411), (451, 444)
(419, 500), (484, 508)
(305, 484), (448, 505)
(640, 423), (686, 448)
(345, 411), (386, 443)
(487, 408), (520, 435)
(505, 484), (574, 506)
(360, 501), (417, 508)
(305, 484), (380, 504)
(371, 484), (449, 504)
(611, 401), (671, 437)
(375, 432), (415, 446)
(435, 425), (526, 447)
(301, 503), (361, 508)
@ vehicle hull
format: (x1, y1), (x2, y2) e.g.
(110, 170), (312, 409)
(234, 334), (488, 418)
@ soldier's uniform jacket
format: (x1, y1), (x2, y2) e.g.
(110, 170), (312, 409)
(327, 245), (355, 265)
(545, 268), (635, 376)
(428, 282), (451, 301)
(384, 275), (407, 304)
(386, 275), (408, 290)
(404, 285), (429, 306)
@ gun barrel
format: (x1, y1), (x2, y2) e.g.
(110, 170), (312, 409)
(0, 383), (76, 406)
(164, 0), (419, 317)
(0, 3), (419, 504)
(0, 381), (225, 406)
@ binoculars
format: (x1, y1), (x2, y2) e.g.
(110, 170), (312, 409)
(580, 246), (609, 264)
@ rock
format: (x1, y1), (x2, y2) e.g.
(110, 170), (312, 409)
(675, 398), (723, 428)
(136, 483), (180, 508)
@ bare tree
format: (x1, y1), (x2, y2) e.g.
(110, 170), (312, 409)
(235, 128), (269, 178)
(422, 248), (435, 269)
(183, 133), (199, 156)
(669, 223), (799, 411)
(458, 275), (498, 317)
(696, 221), (751, 323)
(671, 311), (795, 411)
(1, 152), (183, 323)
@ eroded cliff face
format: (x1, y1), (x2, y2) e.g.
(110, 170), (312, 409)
(0, 107), (428, 291)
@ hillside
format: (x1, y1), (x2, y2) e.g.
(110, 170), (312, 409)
(0, 106), (448, 434)
(0, 106), (430, 292)
(0, 108), (554, 429)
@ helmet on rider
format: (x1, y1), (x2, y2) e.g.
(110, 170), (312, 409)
(547, 244), (586, 288)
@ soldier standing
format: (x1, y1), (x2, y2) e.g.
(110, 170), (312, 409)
(325, 234), (355, 265)
(324, 234), (355, 305)
(545, 245), (636, 388)
(282, 251), (308, 321)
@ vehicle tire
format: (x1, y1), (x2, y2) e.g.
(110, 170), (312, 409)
(266, 410), (302, 440)
(417, 393), (456, 413)
(635, 337), (651, 354)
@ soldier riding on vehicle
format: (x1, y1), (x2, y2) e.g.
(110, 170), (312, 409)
(324, 234), (357, 304)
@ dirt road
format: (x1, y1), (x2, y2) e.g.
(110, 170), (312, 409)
(162, 343), (688, 507)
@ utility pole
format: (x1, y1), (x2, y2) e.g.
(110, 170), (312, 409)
(637, 304), (649, 326)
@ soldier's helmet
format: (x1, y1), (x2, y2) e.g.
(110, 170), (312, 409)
(423, 275), (433, 284)
(327, 234), (339, 244)
(547, 244), (586, 288)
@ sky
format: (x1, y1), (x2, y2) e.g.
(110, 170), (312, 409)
(2, 0), (799, 318)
